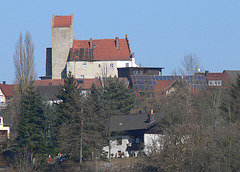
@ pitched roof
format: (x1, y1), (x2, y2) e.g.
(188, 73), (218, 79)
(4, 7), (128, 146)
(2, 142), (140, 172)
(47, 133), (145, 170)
(52, 15), (72, 28)
(70, 38), (131, 61)
(109, 113), (161, 132)
(34, 79), (64, 86)
(34, 78), (102, 90)
(0, 84), (14, 98)
(154, 80), (176, 95)
(37, 86), (60, 101)
(197, 72), (231, 88)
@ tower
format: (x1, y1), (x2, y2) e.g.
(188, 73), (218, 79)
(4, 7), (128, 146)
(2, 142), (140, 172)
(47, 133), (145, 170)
(51, 14), (74, 79)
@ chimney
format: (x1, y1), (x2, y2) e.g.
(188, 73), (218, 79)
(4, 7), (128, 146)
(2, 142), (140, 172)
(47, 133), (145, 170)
(90, 38), (93, 49)
(205, 70), (209, 77)
(148, 110), (155, 123)
(115, 37), (119, 50)
(3, 81), (6, 85)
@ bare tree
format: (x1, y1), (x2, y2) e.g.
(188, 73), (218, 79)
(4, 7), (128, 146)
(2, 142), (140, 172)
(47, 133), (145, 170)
(179, 54), (199, 75)
(14, 31), (36, 93)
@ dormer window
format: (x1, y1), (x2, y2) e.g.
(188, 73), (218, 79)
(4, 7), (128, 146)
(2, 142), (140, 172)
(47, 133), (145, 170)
(208, 80), (222, 86)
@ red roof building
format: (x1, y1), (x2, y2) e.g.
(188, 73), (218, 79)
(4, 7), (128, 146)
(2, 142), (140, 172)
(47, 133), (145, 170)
(197, 71), (231, 88)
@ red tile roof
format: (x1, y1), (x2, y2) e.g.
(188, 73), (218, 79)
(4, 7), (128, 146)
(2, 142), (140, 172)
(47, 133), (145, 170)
(0, 84), (14, 97)
(53, 15), (72, 28)
(34, 78), (102, 90)
(154, 80), (176, 95)
(71, 38), (131, 61)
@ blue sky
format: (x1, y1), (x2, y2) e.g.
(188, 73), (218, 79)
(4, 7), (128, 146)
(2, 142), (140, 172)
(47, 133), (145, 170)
(1, 1), (240, 84)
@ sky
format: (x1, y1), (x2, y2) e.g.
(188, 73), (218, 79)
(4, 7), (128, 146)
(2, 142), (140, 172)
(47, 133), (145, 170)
(1, 0), (240, 84)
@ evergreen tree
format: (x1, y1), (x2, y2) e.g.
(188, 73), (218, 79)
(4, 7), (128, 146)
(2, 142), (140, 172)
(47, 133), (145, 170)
(14, 83), (48, 169)
(56, 73), (83, 159)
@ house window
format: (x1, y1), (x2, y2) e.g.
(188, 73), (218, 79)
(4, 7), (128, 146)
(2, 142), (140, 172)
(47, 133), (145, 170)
(80, 75), (85, 79)
(217, 80), (222, 86)
(0, 117), (3, 125)
(83, 62), (87, 69)
(99, 64), (101, 68)
(110, 63), (113, 68)
(135, 138), (140, 144)
(125, 63), (129, 67)
(117, 137), (122, 145)
(208, 81), (213, 86)
(140, 71), (143, 75)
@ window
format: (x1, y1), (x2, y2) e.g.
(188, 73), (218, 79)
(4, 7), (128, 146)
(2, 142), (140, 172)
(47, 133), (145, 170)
(99, 64), (101, 68)
(0, 117), (3, 125)
(110, 63), (113, 68)
(80, 75), (85, 79)
(117, 137), (122, 145)
(140, 71), (143, 75)
(125, 63), (129, 67)
(83, 62), (87, 69)
(217, 80), (222, 86)
(135, 138), (140, 144)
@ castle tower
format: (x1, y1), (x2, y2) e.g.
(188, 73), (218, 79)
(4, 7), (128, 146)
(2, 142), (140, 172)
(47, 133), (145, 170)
(52, 14), (74, 79)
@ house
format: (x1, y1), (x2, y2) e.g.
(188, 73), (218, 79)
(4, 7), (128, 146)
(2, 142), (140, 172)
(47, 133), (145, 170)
(41, 15), (138, 80)
(35, 78), (103, 101)
(131, 75), (208, 98)
(103, 111), (162, 158)
(196, 70), (231, 88)
(118, 67), (164, 83)
(0, 111), (12, 140)
(0, 82), (14, 109)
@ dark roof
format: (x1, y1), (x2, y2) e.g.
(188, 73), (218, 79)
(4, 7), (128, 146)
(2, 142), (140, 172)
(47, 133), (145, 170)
(0, 111), (12, 126)
(109, 113), (161, 132)
(37, 86), (60, 101)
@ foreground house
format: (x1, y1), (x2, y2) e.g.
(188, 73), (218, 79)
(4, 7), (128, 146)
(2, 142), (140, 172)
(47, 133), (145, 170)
(0, 83), (14, 110)
(103, 111), (162, 158)
(0, 111), (12, 140)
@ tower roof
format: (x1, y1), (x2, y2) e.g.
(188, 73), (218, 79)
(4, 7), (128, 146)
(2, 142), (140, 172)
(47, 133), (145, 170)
(52, 15), (73, 28)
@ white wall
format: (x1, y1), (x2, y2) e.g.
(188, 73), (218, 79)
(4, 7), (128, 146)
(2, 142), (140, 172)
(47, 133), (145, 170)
(103, 136), (130, 158)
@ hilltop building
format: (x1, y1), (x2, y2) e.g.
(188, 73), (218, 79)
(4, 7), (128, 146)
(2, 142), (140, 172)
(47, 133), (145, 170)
(41, 15), (138, 80)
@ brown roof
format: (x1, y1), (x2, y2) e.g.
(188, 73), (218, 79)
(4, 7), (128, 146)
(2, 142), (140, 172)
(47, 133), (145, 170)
(0, 84), (14, 98)
(71, 38), (131, 61)
(52, 15), (72, 28)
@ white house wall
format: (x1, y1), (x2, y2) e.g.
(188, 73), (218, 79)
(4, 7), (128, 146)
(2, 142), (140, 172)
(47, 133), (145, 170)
(103, 136), (130, 158)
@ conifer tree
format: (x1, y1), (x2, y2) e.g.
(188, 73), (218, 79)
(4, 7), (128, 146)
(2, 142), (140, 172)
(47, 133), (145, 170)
(14, 83), (48, 169)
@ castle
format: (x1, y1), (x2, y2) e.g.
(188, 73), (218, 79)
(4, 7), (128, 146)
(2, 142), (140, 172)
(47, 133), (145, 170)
(42, 14), (138, 80)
